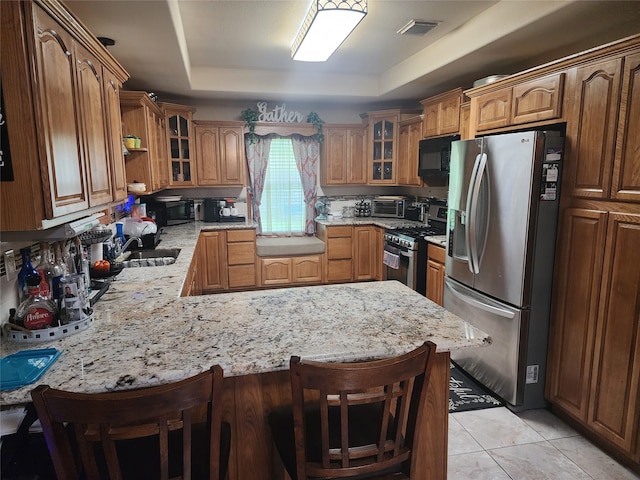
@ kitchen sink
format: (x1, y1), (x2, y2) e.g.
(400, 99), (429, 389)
(121, 248), (181, 268)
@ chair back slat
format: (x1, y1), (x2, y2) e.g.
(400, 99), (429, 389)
(31, 365), (225, 480)
(289, 341), (436, 479)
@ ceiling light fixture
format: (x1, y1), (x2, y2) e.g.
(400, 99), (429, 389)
(291, 0), (368, 62)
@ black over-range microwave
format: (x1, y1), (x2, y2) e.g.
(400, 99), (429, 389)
(418, 135), (459, 179)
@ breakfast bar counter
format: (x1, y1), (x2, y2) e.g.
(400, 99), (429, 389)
(0, 222), (490, 479)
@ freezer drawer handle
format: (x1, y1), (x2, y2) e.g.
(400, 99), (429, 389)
(445, 278), (515, 319)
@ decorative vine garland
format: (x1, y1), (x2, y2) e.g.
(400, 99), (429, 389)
(307, 112), (324, 144)
(241, 108), (260, 145)
(241, 108), (324, 144)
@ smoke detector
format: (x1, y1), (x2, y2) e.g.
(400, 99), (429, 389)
(397, 20), (439, 36)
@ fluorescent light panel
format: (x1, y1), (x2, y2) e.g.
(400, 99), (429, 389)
(292, 0), (368, 62)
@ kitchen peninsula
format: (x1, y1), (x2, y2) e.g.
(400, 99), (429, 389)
(0, 222), (490, 479)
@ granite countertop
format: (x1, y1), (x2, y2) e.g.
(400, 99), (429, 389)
(0, 221), (487, 406)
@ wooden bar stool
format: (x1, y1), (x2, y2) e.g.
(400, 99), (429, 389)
(269, 342), (436, 480)
(31, 365), (230, 480)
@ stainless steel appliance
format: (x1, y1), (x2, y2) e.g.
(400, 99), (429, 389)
(383, 201), (447, 295)
(144, 198), (194, 227)
(443, 130), (564, 411)
(418, 135), (459, 179)
(371, 196), (406, 218)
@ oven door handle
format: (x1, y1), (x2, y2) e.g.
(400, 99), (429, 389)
(399, 249), (412, 258)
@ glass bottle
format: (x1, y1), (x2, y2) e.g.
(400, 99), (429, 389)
(35, 243), (54, 300)
(73, 236), (91, 296)
(51, 242), (66, 306)
(17, 248), (38, 302)
(15, 273), (58, 329)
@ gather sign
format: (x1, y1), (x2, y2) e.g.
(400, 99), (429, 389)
(255, 101), (304, 123)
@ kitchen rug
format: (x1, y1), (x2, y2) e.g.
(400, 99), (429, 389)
(449, 361), (503, 413)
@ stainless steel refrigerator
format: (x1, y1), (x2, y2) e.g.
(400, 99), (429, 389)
(443, 130), (564, 411)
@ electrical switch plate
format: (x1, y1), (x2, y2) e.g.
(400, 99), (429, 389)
(4, 250), (17, 281)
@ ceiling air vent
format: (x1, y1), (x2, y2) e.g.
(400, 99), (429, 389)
(397, 20), (439, 36)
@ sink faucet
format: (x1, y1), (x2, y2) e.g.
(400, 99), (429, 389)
(121, 236), (142, 252)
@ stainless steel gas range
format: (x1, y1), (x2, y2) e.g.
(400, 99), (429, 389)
(383, 202), (447, 295)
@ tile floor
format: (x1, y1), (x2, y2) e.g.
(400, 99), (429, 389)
(448, 407), (640, 480)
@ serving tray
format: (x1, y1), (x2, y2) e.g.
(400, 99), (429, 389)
(0, 348), (62, 390)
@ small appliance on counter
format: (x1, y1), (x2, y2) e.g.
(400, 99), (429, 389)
(403, 206), (422, 221)
(143, 196), (194, 227)
(203, 198), (245, 223)
(371, 196), (406, 218)
(315, 199), (329, 220)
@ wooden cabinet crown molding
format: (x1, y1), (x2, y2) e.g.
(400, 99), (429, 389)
(120, 90), (164, 117)
(34, 0), (128, 83)
(464, 33), (640, 99)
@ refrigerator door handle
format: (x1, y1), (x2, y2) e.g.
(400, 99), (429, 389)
(465, 153), (483, 273)
(445, 278), (515, 319)
(466, 153), (488, 274)
(469, 152), (489, 274)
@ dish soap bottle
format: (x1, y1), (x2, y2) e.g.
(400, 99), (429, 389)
(15, 273), (58, 329)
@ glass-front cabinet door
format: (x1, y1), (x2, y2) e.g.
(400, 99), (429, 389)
(161, 103), (196, 186)
(368, 111), (400, 184)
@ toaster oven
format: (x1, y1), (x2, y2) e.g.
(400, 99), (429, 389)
(371, 197), (406, 218)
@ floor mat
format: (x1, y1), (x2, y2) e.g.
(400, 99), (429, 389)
(449, 361), (503, 413)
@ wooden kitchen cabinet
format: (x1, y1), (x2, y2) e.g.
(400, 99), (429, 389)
(565, 58), (622, 200)
(474, 88), (512, 131)
(194, 121), (246, 186)
(353, 226), (380, 281)
(547, 209), (640, 460)
(199, 231), (228, 293)
(426, 244), (446, 306)
(420, 88), (464, 138)
(162, 103), (196, 187)
(321, 125), (367, 185)
(261, 258), (293, 286)
(472, 73), (565, 132)
(75, 43), (113, 207)
(1, 0), (128, 230)
(317, 225), (381, 283)
(459, 102), (471, 140)
(397, 117), (423, 186)
(227, 229), (257, 289)
(120, 91), (169, 193)
(292, 256), (323, 284)
(588, 212), (640, 456)
(611, 52), (640, 203)
(103, 67), (128, 202)
(260, 255), (323, 286)
(366, 111), (399, 185)
(317, 225), (353, 282)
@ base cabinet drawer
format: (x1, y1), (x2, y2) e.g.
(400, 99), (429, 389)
(327, 259), (353, 282)
(327, 237), (352, 259)
(228, 264), (257, 288)
(228, 242), (255, 265)
(226, 229), (256, 288)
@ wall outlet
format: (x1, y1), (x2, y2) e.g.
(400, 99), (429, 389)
(526, 365), (539, 384)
